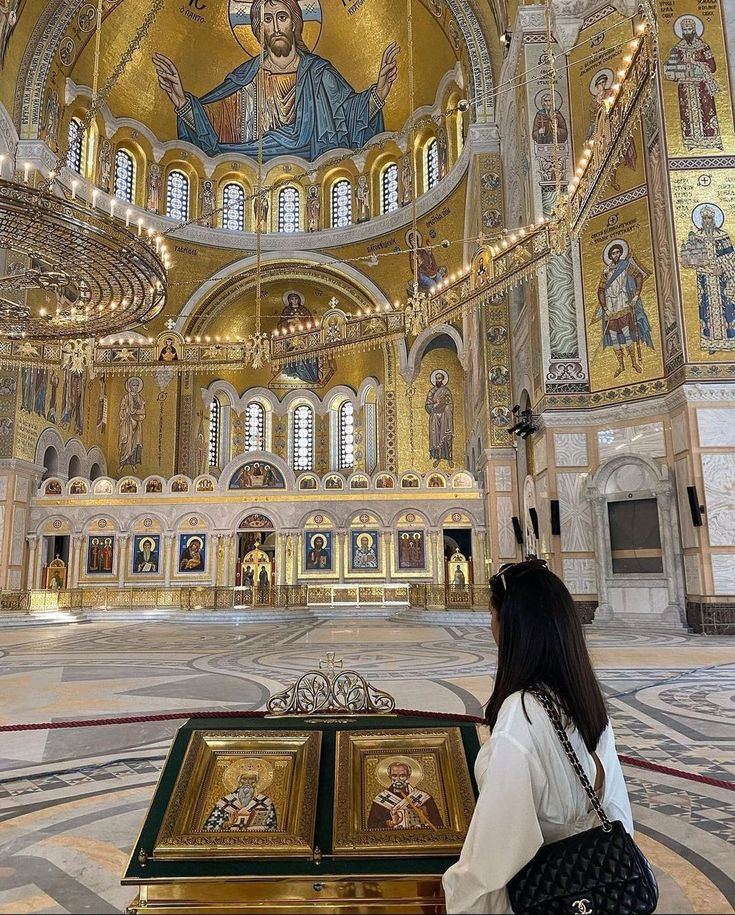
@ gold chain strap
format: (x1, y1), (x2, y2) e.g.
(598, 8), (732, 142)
(530, 688), (613, 832)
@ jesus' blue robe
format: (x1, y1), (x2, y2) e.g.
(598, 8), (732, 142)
(177, 51), (385, 161)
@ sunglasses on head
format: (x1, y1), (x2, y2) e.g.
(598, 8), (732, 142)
(491, 558), (549, 595)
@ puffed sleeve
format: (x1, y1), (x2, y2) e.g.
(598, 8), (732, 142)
(442, 734), (545, 915)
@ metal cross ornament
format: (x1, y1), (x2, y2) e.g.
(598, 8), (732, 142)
(319, 653), (344, 681)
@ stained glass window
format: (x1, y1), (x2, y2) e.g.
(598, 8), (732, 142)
(166, 169), (189, 221)
(425, 138), (440, 191)
(223, 182), (246, 231)
(208, 398), (220, 467)
(67, 119), (85, 173)
(331, 179), (352, 228)
(245, 402), (265, 452)
(292, 404), (314, 472)
(278, 186), (300, 233)
(338, 401), (355, 470)
(113, 149), (135, 203)
(381, 163), (399, 214)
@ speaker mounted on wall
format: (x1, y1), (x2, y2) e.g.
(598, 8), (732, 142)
(550, 499), (561, 536)
(528, 507), (540, 540)
(687, 485), (704, 527)
(511, 516), (524, 545)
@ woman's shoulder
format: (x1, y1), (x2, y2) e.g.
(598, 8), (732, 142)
(494, 690), (548, 740)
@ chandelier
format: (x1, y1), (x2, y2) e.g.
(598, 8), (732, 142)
(0, 177), (167, 340)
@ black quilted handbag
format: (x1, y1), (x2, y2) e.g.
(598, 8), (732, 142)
(507, 689), (658, 915)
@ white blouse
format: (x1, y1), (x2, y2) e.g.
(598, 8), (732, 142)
(442, 691), (634, 915)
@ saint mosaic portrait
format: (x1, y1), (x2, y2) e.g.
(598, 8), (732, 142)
(333, 728), (475, 856)
(153, 730), (321, 857)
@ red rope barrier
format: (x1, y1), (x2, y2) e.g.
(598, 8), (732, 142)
(1, 710), (732, 791)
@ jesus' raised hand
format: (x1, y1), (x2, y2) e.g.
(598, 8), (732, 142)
(376, 42), (400, 103)
(153, 53), (186, 110)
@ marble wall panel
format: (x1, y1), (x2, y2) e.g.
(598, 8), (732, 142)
(497, 495), (517, 559)
(701, 454), (735, 546)
(10, 507), (25, 565)
(14, 477), (29, 502)
(671, 412), (689, 456)
(683, 554), (702, 595)
(557, 472), (594, 552)
(554, 433), (588, 467)
(697, 408), (735, 448)
(562, 558), (597, 594)
(494, 466), (512, 492)
(675, 457), (698, 549)
(597, 422), (666, 461)
(0, 476), (7, 500)
(534, 437), (547, 473)
(711, 555), (735, 595)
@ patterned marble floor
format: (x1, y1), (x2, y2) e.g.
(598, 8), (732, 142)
(0, 616), (733, 914)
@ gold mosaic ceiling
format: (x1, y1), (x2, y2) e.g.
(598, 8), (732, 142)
(66, 0), (466, 144)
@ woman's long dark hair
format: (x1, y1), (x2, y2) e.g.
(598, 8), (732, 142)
(485, 564), (608, 752)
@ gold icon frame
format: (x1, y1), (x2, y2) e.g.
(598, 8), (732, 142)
(153, 730), (322, 858)
(333, 728), (475, 856)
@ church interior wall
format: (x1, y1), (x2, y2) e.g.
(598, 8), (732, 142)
(0, 0), (732, 626)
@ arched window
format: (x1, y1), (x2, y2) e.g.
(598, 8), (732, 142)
(380, 163), (399, 214)
(331, 179), (352, 228)
(278, 186), (300, 233)
(338, 401), (355, 470)
(208, 398), (220, 467)
(291, 404), (314, 472)
(67, 118), (85, 173)
(113, 149), (136, 203)
(244, 401), (265, 452)
(166, 169), (190, 221)
(425, 138), (440, 191)
(223, 182), (246, 231)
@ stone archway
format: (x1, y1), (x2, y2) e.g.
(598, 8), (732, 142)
(585, 454), (685, 628)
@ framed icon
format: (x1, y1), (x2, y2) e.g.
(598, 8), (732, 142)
(333, 728), (475, 856)
(154, 730), (322, 858)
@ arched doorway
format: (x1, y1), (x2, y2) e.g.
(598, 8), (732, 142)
(235, 514), (276, 588)
(442, 529), (473, 582)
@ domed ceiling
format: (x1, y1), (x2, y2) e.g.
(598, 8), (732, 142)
(64, 0), (464, 162)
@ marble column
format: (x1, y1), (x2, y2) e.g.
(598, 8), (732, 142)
(473, 527), (488, 584)
(655, 481), (686, 624)
(431, 529), (442, 584)
(70, 534), (84, 588)
(25, 534), (38, 589)
(381, 528), (392, 582)
(587, 488), (613, 622)
(117, 534), (129, 587)
(164, 533), (175, 587)
(215, 534), (226, 586)
(337, 530), (346, 583)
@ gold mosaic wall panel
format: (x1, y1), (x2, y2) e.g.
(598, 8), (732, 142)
(580, 195), (665, 393)
(658, 0), (735, 158)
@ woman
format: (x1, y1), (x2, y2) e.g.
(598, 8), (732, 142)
(443, 560), (633, 914)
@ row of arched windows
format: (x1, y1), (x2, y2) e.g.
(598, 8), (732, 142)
(208, 399), (358, 474)
(66, 120), (443, 230)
